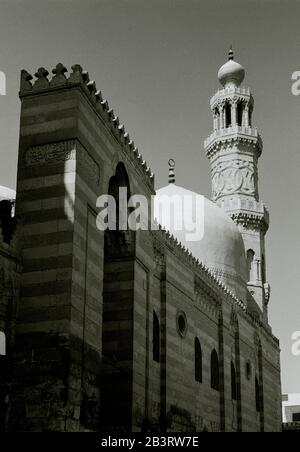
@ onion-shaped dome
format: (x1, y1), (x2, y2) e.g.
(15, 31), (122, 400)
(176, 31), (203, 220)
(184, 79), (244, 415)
(218, 47), (245, 88)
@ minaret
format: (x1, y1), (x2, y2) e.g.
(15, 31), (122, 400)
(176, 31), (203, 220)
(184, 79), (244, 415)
(204, 48), (270, 321)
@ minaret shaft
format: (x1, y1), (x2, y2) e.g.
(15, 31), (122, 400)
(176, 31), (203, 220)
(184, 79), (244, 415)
(204, 51), (270, 321)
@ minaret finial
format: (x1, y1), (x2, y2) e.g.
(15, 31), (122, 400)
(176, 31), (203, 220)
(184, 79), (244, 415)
(168, 159), (175, 184)
(228, 45), (234, 60)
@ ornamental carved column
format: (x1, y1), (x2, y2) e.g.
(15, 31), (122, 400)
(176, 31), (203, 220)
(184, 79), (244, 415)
(231, 99), (238, 126)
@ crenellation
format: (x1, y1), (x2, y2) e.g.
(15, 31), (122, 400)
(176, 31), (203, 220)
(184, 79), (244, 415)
(68, 64), (84, 84)
(86, 80), (96, 94)
(100, 98), (109, 111)
(112, 115), (119, 127)
(19, 64), (154, 188)
(81, 70), (90, 85)
(33, 67), (50, 89)
(20, 70), (33, 92)
(50, 63), (68, 86)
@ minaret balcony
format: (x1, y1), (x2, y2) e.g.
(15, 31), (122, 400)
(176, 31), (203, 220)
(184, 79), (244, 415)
(204, 125), (263, 157)
(217, 197), (270, 233)
(210, 86), (252, 109)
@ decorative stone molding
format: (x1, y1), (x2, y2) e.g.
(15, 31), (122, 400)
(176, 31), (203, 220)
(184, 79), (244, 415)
(217, 196), (266, 214)
(23, 140), (100, 185)
(211, 159), (257, 200)
(24, 141), (75, 166)
(229, 211), (269, 233)
(205, 126), (262, 159)
(210, 266), (245, 288)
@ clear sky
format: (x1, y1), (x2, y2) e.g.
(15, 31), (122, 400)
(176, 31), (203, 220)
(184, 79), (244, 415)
(0, 0), (299, 393)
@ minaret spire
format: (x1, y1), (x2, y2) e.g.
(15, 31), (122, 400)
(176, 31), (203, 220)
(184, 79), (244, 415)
(168, 159), (175, 184)
(228, 45), (234, 60)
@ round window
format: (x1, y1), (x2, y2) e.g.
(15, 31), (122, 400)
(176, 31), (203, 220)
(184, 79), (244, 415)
(177, 311), (188, 337)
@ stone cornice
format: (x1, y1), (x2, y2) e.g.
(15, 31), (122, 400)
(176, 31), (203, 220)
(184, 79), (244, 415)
(204, 126), (263, 159)
(230, 210), (269, 233)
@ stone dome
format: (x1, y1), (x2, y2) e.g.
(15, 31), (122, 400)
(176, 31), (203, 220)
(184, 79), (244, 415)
(218, 58), (245, 88)
(154, 183), (247, 299)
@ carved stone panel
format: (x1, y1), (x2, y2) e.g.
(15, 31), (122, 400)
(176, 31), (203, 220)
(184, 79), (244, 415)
(212, 159), (256, 199)
(24, 140), (100, 185)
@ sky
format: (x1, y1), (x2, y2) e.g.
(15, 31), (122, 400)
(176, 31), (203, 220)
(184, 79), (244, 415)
(0, 0), (299, 393)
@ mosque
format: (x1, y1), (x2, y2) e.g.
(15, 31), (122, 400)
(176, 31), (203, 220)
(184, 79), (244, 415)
(0, 49), (282, 431)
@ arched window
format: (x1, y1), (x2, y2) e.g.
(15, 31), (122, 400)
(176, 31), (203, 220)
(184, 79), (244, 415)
(211, 349), (220, 391)
(237, 102), (243, 126)
(195, 338), (202, 383)
(247, 249), (255, 281)
(153, 311), (160, 363)
(255, 377), (261, 412)
(0, 331), (6, 356)
(225, 103), (231, 128)
(231, 361), (237, 401)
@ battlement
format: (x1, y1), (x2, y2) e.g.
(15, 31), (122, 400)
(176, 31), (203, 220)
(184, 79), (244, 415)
(20, 64), (155, 189)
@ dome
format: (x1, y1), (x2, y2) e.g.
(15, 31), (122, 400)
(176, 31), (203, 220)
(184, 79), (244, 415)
(0, 185), (16, 201)
(218, 49), (245, 87)
(154, 183), (247, 299)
